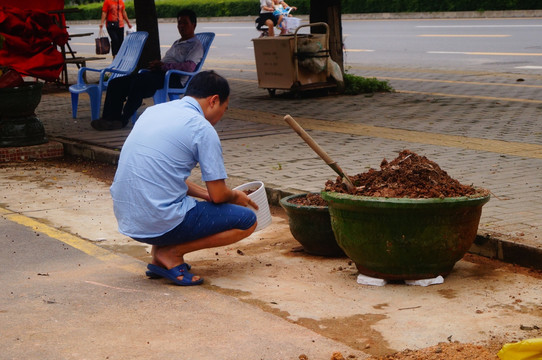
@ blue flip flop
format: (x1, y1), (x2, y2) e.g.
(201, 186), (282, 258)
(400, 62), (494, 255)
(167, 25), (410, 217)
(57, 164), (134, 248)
(146, 263), (191, 279)
(146, 263), (203, 286)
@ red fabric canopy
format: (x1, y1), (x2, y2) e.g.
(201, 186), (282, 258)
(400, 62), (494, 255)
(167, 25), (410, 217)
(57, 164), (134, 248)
(0, 0), (64, 12)
(0, 6), (68, 81)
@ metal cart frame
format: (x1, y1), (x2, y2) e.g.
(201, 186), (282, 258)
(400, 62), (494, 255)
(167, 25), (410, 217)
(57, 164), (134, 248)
(252, 22), (338, 97)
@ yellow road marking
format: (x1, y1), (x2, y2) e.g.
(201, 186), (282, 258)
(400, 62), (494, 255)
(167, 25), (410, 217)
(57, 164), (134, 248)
(226, 108), (542, 159)
(384, 76), (542, 89)
(210, 62), (542, 83)
(430, 51), (542, 56)
(212, 67), (256, 74)
(344, 65), (542, 80)
(398, 89), (542, 104)
(0, 207), (116, 261)
(224, 76), (542, 104)
(0, 207), (142, 274)
(467, 51), (542, 56)
(206, 59), (255, 66)
(227, 77), (256, 83)
(419, 34), (510, 37)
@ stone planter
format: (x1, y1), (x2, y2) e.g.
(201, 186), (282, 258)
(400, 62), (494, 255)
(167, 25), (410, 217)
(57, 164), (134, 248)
(321, 191), (490, 280)
(280, 193), (345, 257)
(0, 81), (47, 147)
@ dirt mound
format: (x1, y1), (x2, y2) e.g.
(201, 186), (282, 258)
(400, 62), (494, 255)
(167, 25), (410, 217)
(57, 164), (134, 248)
(325, 150), (487, 198)
(366, 341), (499, 359)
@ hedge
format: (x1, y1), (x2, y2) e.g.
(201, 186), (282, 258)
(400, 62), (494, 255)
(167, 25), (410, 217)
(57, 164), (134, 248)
(65, 0), (309, 20)
(65, 0), (540, 21)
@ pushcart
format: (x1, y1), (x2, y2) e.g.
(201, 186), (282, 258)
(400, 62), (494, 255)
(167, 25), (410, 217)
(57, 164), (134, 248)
(252, 22), (338, 97)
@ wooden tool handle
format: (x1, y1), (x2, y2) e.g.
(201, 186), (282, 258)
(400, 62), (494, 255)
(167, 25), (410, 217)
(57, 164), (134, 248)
(284, 114), (335, 165)
(284, 114), (355, 190)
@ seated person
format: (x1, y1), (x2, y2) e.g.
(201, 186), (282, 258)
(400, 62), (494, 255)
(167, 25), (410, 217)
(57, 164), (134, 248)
(91, 9), (203, 131)
(110, 70), (258, 286)
(273, 0), (296, 34)
(258, 0), (278, 37)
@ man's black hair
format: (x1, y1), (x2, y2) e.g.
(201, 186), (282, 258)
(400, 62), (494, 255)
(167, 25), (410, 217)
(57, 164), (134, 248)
(177, 9), (197, 26)
(186, 71), (230, 104)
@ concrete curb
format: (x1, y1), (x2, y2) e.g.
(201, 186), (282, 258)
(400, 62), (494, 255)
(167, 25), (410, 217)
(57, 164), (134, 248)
(472, 232), (542, 270)
(54, 137), (121, 165)
(0, 140), (64, 162)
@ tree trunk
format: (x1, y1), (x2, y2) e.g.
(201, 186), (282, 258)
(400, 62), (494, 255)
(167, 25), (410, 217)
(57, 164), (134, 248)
(309, 0), (343, 72)
(133, 0), (161, 69)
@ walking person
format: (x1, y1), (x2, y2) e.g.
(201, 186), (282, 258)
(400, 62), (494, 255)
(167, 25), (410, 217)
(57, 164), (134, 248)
(99, 0), (132, 57)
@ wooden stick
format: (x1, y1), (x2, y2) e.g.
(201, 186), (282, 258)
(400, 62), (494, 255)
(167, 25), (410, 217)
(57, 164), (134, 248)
(284, 114), (355, 191)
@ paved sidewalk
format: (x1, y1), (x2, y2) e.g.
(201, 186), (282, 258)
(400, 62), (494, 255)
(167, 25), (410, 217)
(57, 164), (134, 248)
(35, 61), (542, 269)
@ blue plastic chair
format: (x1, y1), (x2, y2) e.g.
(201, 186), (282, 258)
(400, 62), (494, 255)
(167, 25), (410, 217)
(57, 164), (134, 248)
(151, 32), (215, 104)
(69, 31), (149, 120)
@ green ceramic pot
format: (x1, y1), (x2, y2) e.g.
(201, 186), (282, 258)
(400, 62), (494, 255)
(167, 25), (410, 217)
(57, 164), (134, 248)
(0, 82), (47, 147)
(321, 191), (490, 280)
(280, 193), (345, 257)
(0, 81), (43, 117)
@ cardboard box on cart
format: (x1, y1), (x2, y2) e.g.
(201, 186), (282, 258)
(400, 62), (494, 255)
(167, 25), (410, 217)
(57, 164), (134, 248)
(252, 35), (328, 90)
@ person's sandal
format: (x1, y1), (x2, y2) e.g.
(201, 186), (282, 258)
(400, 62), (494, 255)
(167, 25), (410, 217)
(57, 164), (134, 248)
(146, 263), (202, 286)
(146, 263), (191, 278)
(90, 118), (124, 131)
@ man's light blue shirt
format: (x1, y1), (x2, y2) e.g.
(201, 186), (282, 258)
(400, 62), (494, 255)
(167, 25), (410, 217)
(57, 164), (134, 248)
(110, 96), (227, 238)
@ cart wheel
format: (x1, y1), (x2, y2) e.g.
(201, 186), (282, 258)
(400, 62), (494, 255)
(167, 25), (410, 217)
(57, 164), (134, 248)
(267, 89), (276, 97)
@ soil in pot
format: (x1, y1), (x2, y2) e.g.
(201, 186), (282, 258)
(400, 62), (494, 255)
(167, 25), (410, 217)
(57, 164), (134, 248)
(324, 149), (489, 198)
(321, 150), (490, 280)
(286, 192), (328, 206)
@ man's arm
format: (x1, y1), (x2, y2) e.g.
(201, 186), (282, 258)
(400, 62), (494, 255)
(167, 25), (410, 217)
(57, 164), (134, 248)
(205, 179), (259, 209)
(186, 179), (211, 201)
(159, 38), (204, 72)
(161, 61), (197, 72)
(146, 60), (197, 72)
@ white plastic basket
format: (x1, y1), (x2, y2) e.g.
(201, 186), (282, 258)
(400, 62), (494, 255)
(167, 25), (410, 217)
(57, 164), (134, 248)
(283, 17), (301, 33)
(233, 181), (272, 232)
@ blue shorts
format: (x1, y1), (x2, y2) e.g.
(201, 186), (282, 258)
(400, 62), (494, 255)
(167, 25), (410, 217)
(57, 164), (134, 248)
(134, 201), (257, 246)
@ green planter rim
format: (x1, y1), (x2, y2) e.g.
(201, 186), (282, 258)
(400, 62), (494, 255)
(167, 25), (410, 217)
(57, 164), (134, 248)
(280, 192), (328, 210)
(0, 81), (43, 92)
(321, 191), (490, 209)
(321, 190), (490, 205)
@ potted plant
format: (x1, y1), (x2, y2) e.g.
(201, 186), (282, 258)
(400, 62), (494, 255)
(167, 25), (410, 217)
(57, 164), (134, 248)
(0, 34), (47, 147)
(321, 150), (490, 280)
(280, 192), (345, 257)
(0, 69), (47, 147)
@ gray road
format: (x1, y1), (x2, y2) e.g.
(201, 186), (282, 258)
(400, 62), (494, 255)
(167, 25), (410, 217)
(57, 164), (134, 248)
(69, 17), (542, 73)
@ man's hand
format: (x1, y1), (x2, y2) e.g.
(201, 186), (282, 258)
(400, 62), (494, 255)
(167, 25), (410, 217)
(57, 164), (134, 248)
(147, 60), (163, 71)
(205, 180), (259, 210)
(232, 190), (259, 210)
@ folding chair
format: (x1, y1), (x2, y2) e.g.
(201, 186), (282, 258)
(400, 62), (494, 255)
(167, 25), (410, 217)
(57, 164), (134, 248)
(69, 31), (148, 120)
